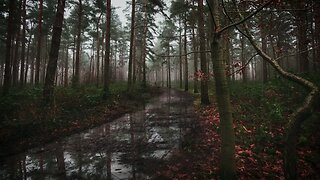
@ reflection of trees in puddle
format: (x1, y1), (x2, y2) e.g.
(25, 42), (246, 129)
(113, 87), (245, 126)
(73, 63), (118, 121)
(0, 89), (196, 179)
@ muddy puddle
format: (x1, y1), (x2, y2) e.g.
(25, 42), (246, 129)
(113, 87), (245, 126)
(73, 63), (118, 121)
(0, 89), (197, 179)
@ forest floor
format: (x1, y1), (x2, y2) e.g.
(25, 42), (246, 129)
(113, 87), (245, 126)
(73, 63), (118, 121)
(0, 78), (319, 179)
(156, 77), (320, 179)
(0, 83), (162, 157)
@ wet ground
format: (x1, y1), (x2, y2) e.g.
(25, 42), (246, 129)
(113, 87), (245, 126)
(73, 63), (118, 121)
(0, 89), (197, 180)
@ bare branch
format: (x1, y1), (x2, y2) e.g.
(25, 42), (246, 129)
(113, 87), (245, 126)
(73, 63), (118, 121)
(218, 0), (273, 34)
(227, 53), (258, 77)
(274, 46), (320, 62)
(155, 50), (211, 58)
(221, 0), (251, 39)
(206, 0), (217, 29)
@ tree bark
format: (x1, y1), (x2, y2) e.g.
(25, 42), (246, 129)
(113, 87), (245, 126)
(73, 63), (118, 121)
(56, 144), (67, 180)
(179, 18), (183, 89)
(260, 15), (268, 83)
(3, 0), (17, 95)
(198, 0), (210, 105)
(35, 0), (43, 85)
(192, 26), (199, 93)
(96, 15), (101, 86)
(103, 0), (111, 99)
(43, 0), (66, 104)
(141, 0), (148, 88)
(168, 45), (171, 88)
(12, 0), (22, 86)
(208, 0), (236, 178)
(30, 41), (35, 85)
(64, 45), (68, 87)
(12, 32), (20, 86)
(0, 60), (4, 86)
(192, 0), (199, 93)
(314, 1), (320, 72)
(73, 0), (82, 88)
(72, 35), (75, 77)
(240, 34), (247, 82)
(20, 0), (27, 86)
(132, 31), (137, 84)
(184, 10), (188, 92)
(128, 0), (136, 90)
(296, 2), (309, 73)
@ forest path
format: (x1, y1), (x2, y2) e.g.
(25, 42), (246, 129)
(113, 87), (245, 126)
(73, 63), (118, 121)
(0, 89), (198, 179)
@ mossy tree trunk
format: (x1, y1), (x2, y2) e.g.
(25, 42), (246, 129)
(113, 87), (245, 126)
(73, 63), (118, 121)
(208, 0), (236, 178)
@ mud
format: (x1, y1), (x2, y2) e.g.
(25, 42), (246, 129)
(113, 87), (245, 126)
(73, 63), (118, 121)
(0, 89), (197, 179)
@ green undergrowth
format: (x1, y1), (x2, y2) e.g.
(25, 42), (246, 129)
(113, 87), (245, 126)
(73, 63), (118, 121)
(229, 76), (320, 177)
(0, 83), (162, 156)
(157, 76), (319, 178)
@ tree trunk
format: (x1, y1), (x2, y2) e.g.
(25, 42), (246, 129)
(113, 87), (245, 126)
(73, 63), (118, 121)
(96, 17), (101, 86)
(128, 0), (136, 90)
(0, 60), (4, 86)
(192, 28), (199, 93)
(24, 33), (32, 84)
(12, 32), (20, 86)
(179, 18), (183, 89)
(3, 0), (17, 95)
(43, 0), (66, 104)
(89, 39), (95, 83)
(113, 41), (117, 81)
(314, 1), (320, 72)
(30, 41), (35, 85)
(12, 0), (22, 86)
(141, 0), (148, 88)
(103, 0), (111, 99)
(56, 144), (67, 180)
(224, 30), (231, 81)
(240, 34), (247, 82)
(208, 0), (236, 178)
(235, 4), (319, 179)
(198, 0), (210, 105)
(192, 1), (199, 93)
(20, 0), (27, 86)
(132, 31), (137, 84)
(71, 36), (75, 78)
(64, 45), (68, 87)
(73, 0), (82, 88)
(101, 30), (105, 79)
(184, 11), (188, 92)
(42, 37), (49, 83)
(35, 0), (43, 85)
(88, 54), (92, 83)
(296, 2), (309, 73)
(168, 45), (171, 88)
(260, 16), (268, 83)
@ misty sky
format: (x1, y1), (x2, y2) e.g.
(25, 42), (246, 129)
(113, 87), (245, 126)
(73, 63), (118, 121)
(112, 0), (128, 25)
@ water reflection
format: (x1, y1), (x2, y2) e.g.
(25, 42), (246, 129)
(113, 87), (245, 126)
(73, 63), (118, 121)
(0, 89), (196, 179)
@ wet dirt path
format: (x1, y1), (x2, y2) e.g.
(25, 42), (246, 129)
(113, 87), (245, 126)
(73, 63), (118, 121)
(0, 89), (197, 179)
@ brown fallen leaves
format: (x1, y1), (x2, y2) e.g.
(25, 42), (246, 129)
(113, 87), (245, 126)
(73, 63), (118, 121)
(155, 104), (318, 179)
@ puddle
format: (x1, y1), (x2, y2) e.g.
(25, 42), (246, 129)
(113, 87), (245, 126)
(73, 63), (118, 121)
(0, 89), (196, 179)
